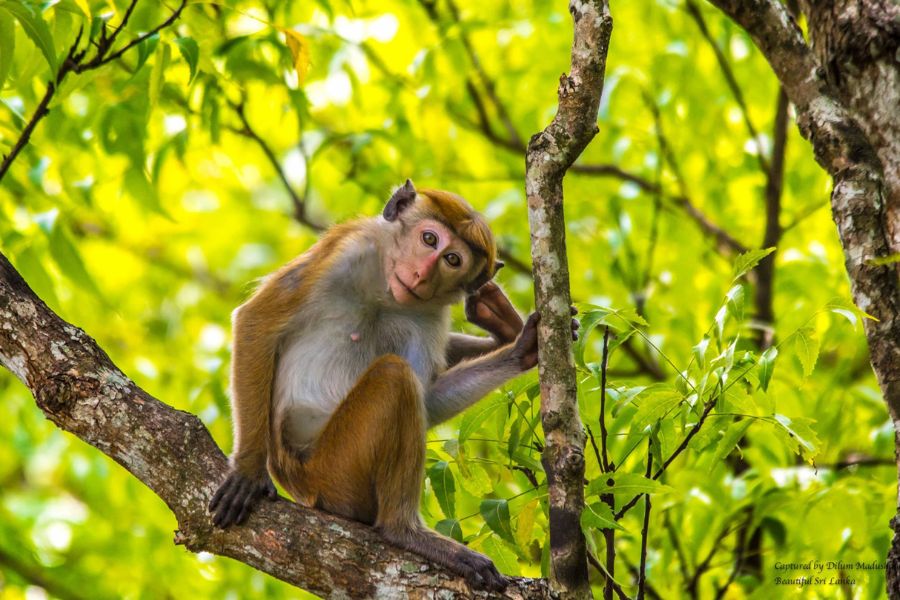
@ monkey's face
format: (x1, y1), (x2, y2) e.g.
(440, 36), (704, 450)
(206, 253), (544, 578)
(387, 218), (483, 306)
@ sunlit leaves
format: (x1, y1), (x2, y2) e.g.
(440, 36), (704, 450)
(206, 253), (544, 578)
(758, 346), (778, 391)
(479, 535), (520, 576)
(47, 222), (101, 299)
(792, 327), (820, 377)
(435, 518), (463, 542)
(581, 501), (625, 531)
(772, 413), (820, 462)
(149, 40), (171, 108)
(0, 9), (14, 90)
(281, 28), (310, 84)
(458, 394), (506, 443)
(175, 37), (200, 84)
(0, 1), (57, 74)
(426, 460), (455, 519)
(732, 247), (775, 281)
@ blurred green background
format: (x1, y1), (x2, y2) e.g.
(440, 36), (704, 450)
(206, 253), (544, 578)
(0, 0), (889, 598)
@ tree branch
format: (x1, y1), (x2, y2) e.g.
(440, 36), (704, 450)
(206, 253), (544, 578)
(0, 0), (187, 183)
(0, 253), (551, 599)
(525, 0), (613, 596)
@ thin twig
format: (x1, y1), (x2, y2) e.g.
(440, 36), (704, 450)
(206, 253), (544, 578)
(587, 552), (630, 600)
(664, 513), (694, 588)
(754, 86), (789, 348)
(615, 396), (718, 520)
(636, 438), (653, 600)
(599, 326), (612, 472)
(230, 100), (327, 232)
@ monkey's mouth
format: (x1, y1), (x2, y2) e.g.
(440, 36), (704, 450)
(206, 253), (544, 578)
(395, 275), (424, 301)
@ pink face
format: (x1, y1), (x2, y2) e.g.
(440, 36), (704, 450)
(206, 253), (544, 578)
(387, 218), (479, 306)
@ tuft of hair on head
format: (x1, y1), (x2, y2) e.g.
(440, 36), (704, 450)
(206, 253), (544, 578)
(416, 189), (498, 289)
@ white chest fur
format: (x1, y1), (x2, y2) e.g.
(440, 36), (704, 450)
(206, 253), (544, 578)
(272, 277), (448, 450)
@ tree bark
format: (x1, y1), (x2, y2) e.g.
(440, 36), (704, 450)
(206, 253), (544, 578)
(525, 0), (613, 597)
(0, 252), (553, 599)
(706, 0), (900, 595)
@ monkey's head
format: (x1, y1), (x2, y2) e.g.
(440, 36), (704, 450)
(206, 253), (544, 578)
(383, 179), (503, 306)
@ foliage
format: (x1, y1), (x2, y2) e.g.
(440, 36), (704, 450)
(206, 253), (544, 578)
(0, 0), (889, 598)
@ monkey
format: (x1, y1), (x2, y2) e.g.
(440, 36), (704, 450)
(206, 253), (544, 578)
(209, 179), (578, 591)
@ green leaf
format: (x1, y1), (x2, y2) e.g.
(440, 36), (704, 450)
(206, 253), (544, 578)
(793, 327), (819, 377)
(0, 1), (57, 74)
(480, 535), (520, 575)
(692, 336), (710, 369)
(479, 498), (515, 544)
(581, 501), (626, 532)
(174, 36), (199, 83)
(426, 461), (455, 519)
(573, 308), (610, 368)
(725, 284), (744, 321)
(134, 33), (159, 73)
(732, 247), (775, 281)
(149, 40), (171, 108)
(758, 346), (778, 392)
(773, 413), (820, 461)
(435, 519), (463, 542)
(459, 394), (506, 443)
(458, 463), (492, 497)
(0, 8), (14, 90)
(632, 389), (682, 430)
(514, 499), (539, 547)
(15, 245), (58, 307)
(826, 297), (876, 328)
(711, 420), (752, 468)
(47, 223), (102, 299)
(506, 414), (522, 459)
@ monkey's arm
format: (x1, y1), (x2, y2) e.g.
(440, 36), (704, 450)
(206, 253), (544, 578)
(430, 308), (579, 426)
(427, 313), (540, 426)
(445, 333), (498, 366)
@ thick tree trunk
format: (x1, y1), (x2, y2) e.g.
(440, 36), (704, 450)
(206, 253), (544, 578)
(0, 253), (553, 599)
(707, 0), (900, 595)
(525, 0), (613, 597)
(800, 0), (900, 251)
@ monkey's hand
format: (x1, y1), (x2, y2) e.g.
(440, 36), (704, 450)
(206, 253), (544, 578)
(209, 469), (277, 528)
(512, 308), (579, 371)
(464, 282), (523, 344)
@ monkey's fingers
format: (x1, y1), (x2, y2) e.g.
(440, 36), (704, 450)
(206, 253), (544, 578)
(221, 478), (254, 527)
(209, 473), (239, 514)
(572, 317), (580, 341)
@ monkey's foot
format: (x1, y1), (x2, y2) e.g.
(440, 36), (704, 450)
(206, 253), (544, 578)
(209, 470), (277, 528)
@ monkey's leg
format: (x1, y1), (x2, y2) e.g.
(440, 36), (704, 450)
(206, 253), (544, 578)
(273, 354), (506, 592)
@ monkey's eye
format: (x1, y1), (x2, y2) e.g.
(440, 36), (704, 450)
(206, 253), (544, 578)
(422, 231), (438, 247)
(444, 253), (461, 268)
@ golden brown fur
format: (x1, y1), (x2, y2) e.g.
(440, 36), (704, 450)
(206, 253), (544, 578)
(208, 181), (564, 591)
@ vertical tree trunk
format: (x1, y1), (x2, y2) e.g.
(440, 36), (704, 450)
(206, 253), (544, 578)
(525, 0), (613, 596)
(707, 0), (900, 595)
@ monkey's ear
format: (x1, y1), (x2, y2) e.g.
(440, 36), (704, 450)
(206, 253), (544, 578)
(383, 179), (417, 221)
(495, 260), (505, 272)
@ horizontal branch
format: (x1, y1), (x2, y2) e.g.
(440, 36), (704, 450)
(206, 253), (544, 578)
(0, 253), (551, 599)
